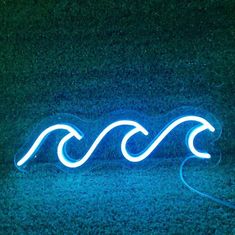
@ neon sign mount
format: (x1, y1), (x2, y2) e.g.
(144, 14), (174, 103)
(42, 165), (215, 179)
(16, 115), (215, 168)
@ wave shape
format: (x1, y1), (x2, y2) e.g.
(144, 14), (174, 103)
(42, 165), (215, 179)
(16, 115), (215, 168)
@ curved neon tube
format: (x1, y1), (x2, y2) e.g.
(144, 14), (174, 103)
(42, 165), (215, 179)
(16, 116), (215, 168)
(57, 120), (148, 168)
(187, 125), (212, 159)
(16, 124), (83, 167)
(121, 116), (215, 162)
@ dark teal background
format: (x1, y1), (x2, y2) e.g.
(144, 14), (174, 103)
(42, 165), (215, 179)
(1, 0), (234, 163)
(0, 1), (234, 234)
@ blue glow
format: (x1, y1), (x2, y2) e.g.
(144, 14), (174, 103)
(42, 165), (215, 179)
(16, 124), (83, 167)
(121, 116), (215, 162)
(16, 115), (215, 168)
(57, 120), (148, 168)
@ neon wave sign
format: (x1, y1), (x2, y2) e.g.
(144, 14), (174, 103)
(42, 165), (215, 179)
(14, 110), (235, 209)
(16, 115), (215, 168)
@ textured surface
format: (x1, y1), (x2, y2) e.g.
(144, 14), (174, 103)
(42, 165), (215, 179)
(0, 0), (235, 234)
(0, 161), (235, 234)
(1, 0), (235, 163)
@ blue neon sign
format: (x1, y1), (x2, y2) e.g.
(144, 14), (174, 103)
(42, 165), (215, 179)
(16, 115), (215, 168)
(14, 111), (235, 209)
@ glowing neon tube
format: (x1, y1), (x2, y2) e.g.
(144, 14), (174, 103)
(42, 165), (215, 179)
(16, 124), (83, 167)
(57, 120), (148, 168)
(121, 116), (215, 162)
(16, 115), (215, 169)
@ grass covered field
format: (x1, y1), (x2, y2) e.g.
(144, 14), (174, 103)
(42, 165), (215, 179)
(0, 0), (235, 234)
